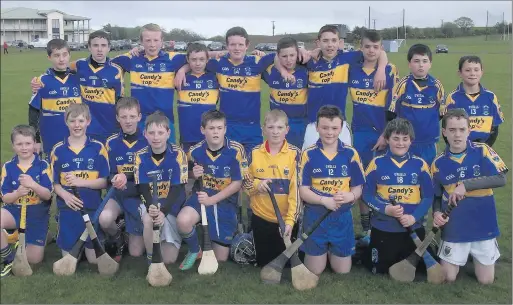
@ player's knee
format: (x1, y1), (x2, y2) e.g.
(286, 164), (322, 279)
(444, 271), (458, 282)
(128, 242), (144, 257)
(332, 263), (351, 274)
(27, 253), (44, 265)
(163, 256), (177, 264)
(176, 213), (194, 232)
(477, 275), (494, 285)
(99, 210), (115, 227)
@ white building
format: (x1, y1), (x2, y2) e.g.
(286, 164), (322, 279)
(1, 7), (91, 44)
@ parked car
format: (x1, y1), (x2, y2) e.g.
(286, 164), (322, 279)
(68, 41), (81, 51)
(209, 41), (226, 51)
(435, 44), (448, 53)
(343, 43), (355, 51)
(297, 41), (305, 49)
(110, 40), (122, 51)
(266, 43), (277, 52)
(130, 41), (139, 48)
(174, 41), (187, 51)
(255, 43), (268, 51)
(28, 38), (49, 49)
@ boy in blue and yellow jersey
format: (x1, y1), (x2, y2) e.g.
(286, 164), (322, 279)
(1, 125), (53, 277)
(112, 24), (188, 142)
(443, 56), (504, 147)
(51, 104), (110, 264)
(176, 27), (275, 153)
(348, 30), (399, 242)
(244, 109), (301, 267)
(432, 109), (507, 285)
(177, 43), (219, 152)
(362, 118), (433, 274)
(262, 37), (308, 148)
(177, 110), (247, 270)
(31, 31), (124, 144)
(387, 44), (445, 165)
(28, 39), (82, 157)
(135, 111), (188, 265)
(275, 25), (388, 150)
(299, 105), (365, 276)
(100, 97), (148, 262)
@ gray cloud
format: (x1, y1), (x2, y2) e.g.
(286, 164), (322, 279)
(2, 1), (511, 37)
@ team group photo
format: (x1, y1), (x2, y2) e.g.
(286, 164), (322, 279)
(0, 1), (511, 303)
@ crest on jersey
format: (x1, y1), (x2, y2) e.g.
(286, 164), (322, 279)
(168, 168), (173, 178)
(87, 158), (95, 170)
(483, 105), (489, 115)
(73, 87), (79, 97)
(245, 66), (251, 76)
(473, 165), (481, 177)
(207, 80), (214, 89)
(234, 68), (240, 75)
(102, 78), (109, 88)
(160, 63), (166, 72)
(284, 166), (290, 176)
(341, 165), (348, 177)
(443, 246), (451, 256)
(411, 173), (418, 184)
(224, 166), (231, 177)
(297, 78), (303, 88)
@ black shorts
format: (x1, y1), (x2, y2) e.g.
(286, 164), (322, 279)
(251, 213), (298, 267)
(364, 226), (435, 275)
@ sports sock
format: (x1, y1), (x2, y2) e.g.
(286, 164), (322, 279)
(1, 245), (14, 264)
(113, 229), (123, 247)
(361, 213), (371, 233)
(181, 226), (200, 253)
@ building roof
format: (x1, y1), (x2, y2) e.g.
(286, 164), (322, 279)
(1, 7), (90, 21)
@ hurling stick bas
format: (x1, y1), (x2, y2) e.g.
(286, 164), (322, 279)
(198, 203), (219, 275)
(12, 202), (32, 276)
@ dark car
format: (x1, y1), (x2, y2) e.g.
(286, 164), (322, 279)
(255, 43), (268, 51)
(435, 44), (448, 53)
(110, 40), (122, 51)
(266, 43), (277, 52)
(209, 41), (226, 51)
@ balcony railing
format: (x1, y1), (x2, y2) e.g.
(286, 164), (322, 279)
(1, 24), (47, 31)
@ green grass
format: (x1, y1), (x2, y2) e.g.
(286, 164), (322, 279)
(1, 37), (512, 303)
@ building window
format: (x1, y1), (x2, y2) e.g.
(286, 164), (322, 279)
(52, 19), (60, 34)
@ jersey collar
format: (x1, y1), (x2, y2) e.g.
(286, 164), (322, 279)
(63, 136), (93, 149)
(315, 139), (345, 152)
(45, 67), (72, 76)
(444, 140), (474, 156)
(13, 153), (41, 167)
(261, 140), (288, 154)
(408, 73), (436, 86)
(201, 136), (230, 152)
(456, 82), (485, 94)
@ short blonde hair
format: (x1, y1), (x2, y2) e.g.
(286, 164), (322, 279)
(65, 103), (90, 122)
(264, 109), (289, 126)
(140, 23), (163, 41)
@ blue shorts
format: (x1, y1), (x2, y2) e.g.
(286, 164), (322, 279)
(226, 121), (262, 153)
(410, 142), (437, 165)
(300, 206), (355, 257)
(112, 185), (143, 236)
(183, 193), (238, 245)
(353, 130), (385, 167)
(138, 118), (176, 144)
(56, 207), (100, 252)
(287, 117), (308, 149)
(3, 204), (50, 247)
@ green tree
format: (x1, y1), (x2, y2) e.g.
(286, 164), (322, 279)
(454, 16), (474, 33)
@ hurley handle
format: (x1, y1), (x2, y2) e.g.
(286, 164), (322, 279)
(266, 187), (287, 237)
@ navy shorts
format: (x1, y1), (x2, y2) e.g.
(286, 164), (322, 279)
(112, 185), (143, 236)
(183, 193), (238, 245)
(56, 207), (100, 252)
(286, 117), (308, 149)
(353, 130), (386, 167)
(410, 142), (437, 165)
(3, 204), (50, 247)
(300, 206), (356, 257)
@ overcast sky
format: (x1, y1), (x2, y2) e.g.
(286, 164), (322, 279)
(3, 1), (512, 37)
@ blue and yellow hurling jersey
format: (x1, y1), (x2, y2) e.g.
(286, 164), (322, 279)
(1, 153), (53, 209)
(206, 53), (275, 124)
(112, 51), (187, 120)
(71, 57), (124, 138)
(431, 141), (508, 243)
(306, 50), (363, 122)
(299, 139), (365, 216)
(244, 141), (301, 226)
(349, 63), (398, 133)
(188, 138), (248, 205)
(29, 68), (82, 154)
(263, 64), (308, 119)
(134, 145), (188, 214)
(50, 137), (110, 210)
(105, 130), (148, 178)
(364, 151), (433, 232)
(443, 84), (504, 142)
(388, 74), (445, 144)
(177, 72), (219, 143)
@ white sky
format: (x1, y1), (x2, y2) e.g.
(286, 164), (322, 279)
(2, 1), (512, 37)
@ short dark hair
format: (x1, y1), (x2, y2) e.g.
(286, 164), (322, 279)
(316, 105), (344, 126)
(458, 55), (483, 71)
(361, 30), (381, 43)
(442, 108), (470, 129)
(225, 26), (249, 45)
(145, 111), (169, 131)
(11, 124), (36, 143)
(383, 118), (415, 141)
(201, 109), (226, 128)
(318, 25), (340, 39)
(46, 39), (69, 56)
(186, 42), (209, 59)
(277, 37), (298, 54)
(88, 30), (110, 46)
(407, 44), (432, 62)
(116, 97), (141, 115)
